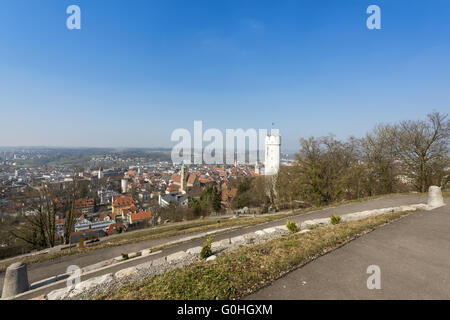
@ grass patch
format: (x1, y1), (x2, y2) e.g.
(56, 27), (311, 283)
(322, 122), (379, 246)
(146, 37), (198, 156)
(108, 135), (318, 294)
(286, 220), (298, 234)
(200, 236), (213, 260)
(330, 215), (342, 225)
(96, 209), (414, 300)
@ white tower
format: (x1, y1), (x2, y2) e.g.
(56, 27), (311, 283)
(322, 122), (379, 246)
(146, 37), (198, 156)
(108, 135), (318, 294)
(121, 179), (128, 194)
(98, 167), (104, 179)
(264, 130), (281, 176)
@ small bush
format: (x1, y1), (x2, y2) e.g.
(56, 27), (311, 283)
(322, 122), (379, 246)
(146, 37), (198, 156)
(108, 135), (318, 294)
(121, 253), (129, 260)
(237, 254), (250, 262)
(200, 236), (213, 260)
(331, 215), (342, 225)
(286, 220), (298, 234)
(284, 239), (298, 247)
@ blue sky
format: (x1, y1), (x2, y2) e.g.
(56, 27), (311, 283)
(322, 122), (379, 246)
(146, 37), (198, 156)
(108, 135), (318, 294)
(0, 0), (449, 151)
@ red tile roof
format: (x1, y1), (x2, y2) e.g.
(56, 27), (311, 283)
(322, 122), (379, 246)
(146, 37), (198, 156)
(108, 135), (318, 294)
(130, 210), (152, 223)
(112, 195), (135, 207)
(170, 174), (181, 183)
(167, 183), (180, 192)
(222, 187), (238, 207)
(75, 198), (94, 208)
(187, 173), (198, 185)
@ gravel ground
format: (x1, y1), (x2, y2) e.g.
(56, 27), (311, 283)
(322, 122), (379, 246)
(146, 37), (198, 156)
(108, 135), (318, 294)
(68, 254), (200, 300)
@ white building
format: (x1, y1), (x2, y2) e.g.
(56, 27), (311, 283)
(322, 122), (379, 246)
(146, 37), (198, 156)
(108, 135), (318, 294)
(98, 167), (104, 179)
(158, 193), (189, 208)
(98, 189), (120, 205)
(74, 219), (116, 232)
(121, 179), (129, 194)
(264, 130), (281, 176)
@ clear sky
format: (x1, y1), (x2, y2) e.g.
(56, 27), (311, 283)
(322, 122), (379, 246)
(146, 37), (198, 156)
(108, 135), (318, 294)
(0, 0), (449, 151)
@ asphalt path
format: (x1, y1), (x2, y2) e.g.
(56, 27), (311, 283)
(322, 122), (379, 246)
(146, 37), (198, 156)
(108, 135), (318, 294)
(246, 197), (449, 299)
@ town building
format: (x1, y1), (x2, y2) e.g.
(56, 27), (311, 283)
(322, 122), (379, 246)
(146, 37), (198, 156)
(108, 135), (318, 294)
(74, 219), (115, 233)
(264, 131), (281, 176)
(158, 193), (189, 208)
(127, 210), (152, 225)
(74, 198), (95, 215)
(111, 195), (136, 219)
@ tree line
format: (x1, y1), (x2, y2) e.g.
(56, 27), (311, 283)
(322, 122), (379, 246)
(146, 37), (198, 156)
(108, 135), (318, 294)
(239, 111), (449, 209)
(8, 169), (93, 251)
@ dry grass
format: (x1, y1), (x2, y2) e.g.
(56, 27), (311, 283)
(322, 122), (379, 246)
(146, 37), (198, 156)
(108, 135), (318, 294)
(96, 209), (413, 300)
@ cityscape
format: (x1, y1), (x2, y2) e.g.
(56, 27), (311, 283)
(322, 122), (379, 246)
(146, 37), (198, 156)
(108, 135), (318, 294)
(0, 135), (289, 252)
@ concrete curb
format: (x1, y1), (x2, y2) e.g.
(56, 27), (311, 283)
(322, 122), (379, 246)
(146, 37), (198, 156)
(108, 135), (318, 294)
(1, 262), (29, 299)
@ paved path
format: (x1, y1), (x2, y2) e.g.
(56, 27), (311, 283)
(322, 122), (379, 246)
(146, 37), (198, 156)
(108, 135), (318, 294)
(246, 198), (449, 300)
(1, 194), (426, 298)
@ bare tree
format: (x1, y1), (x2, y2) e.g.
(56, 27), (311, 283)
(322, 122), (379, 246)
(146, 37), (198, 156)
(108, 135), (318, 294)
(396, 111), (449, 192)
(10, 186), (58, 249)
(272, 111), (448, 208)
(295, 135), (358, 206)
(62, 170), (83, 245)
(250, 175), (271, 209)
(360, 124), (399, 194)
(274, 166), (301, 211)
